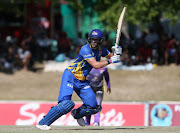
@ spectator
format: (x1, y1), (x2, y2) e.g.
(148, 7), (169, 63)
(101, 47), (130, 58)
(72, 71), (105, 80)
(1, 34), (19, 73)
(121, 48), (132, 66)
(51, 36), (58, 59)
(74, 32), (87, 47)
(102, 34), (113, 52)
(36, 34), (52, 61)
(176, 41), (180, 65)
(16, 39), (32, 70)
(25, 35), (37, 62)
(164, 34), (179, 65)
(2, 46), (13, 73)
(158, 33), (169, 65)
(138, 42), (152, 64)
(73, 32), (87, 58)
(0, 37), (6, 71)
(145, 27), (160, 63)
(135, 31), (147, 49)
(57, 31), (72, 58)
(145, 27), (160, 49)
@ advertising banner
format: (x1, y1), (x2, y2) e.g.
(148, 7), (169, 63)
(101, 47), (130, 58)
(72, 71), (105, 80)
(149, 103), (180, 126)
(0, 101), (145, 126)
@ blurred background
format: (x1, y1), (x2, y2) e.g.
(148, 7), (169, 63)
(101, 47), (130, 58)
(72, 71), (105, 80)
(0, 0), (180, 73)
(1, 0), (180, 127)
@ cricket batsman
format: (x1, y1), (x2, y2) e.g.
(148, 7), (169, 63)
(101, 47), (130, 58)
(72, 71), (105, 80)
(36, 29), (121, 130)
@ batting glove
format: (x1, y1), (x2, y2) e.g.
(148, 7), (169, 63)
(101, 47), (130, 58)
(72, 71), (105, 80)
(111, 45), (122, 55)
(107, 55), (120, 64)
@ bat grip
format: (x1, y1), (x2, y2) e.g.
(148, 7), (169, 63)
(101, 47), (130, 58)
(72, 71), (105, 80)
(112, 44), (121, 55)
(112, 44), (118, 55)
(112, 48), (117, 55)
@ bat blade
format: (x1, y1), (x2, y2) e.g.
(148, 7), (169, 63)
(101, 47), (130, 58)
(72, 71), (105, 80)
(115, 7), (127, 47)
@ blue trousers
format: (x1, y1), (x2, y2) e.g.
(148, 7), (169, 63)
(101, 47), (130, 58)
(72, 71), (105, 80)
(58, 69), (97, 108)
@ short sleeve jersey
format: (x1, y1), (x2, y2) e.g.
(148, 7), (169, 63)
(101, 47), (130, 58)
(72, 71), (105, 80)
(67, 44), (110, 81)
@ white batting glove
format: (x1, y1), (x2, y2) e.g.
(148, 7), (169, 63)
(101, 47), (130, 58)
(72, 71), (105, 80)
(107, 55), (120, 64)
(111, 45), (122, 55)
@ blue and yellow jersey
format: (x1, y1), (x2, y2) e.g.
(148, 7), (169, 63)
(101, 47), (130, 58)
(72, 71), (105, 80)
(67, 44), (110, 81)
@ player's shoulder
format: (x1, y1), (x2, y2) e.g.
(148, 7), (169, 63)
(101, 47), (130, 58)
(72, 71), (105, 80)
(80, 44), (91, 52)
(81, 44), (90, 49)
(100, 45), (108, 51)
(100, 45), (106, 49)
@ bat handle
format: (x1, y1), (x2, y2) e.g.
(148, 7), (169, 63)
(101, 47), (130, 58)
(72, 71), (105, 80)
(112, 45), (116, 55)
(112, 44), (122, 55)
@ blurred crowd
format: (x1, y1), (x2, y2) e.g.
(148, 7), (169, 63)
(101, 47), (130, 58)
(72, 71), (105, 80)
(0, 26), (180, 73)
(119, 27), (180, 66)
(0, 30), (88, 73)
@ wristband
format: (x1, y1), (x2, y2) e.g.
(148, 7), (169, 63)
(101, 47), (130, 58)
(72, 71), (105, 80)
(107, 59), (111, 64)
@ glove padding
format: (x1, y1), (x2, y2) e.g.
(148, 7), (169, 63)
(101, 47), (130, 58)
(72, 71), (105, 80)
(107, 55), (120, 64)
(111, 45), (122, 55)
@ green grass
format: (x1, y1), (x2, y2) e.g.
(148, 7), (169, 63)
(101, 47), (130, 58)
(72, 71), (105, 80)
(0, 126), (180, 133)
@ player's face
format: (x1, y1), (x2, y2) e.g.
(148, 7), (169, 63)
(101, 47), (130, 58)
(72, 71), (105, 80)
(91, 38), (100, 49)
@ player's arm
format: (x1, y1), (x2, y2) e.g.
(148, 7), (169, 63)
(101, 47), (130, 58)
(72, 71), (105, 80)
(105, 53), (113, 59)
(86, 57), (109, 69)
(87, 52), (120, 69)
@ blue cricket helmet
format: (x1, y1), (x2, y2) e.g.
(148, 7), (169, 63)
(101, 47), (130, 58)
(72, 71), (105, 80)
(88, 29), (103, 47)
(89, 29), (103, 38)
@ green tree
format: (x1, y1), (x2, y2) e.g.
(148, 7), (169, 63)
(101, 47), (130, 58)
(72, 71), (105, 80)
(67, 0), (180, 31)
(94, 0), (180, 31)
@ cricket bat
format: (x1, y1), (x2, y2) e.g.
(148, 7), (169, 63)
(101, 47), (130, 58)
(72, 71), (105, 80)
(115, 7), (127, 47)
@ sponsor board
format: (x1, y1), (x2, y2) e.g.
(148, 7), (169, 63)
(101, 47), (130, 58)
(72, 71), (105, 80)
(0, 101), (145, 126)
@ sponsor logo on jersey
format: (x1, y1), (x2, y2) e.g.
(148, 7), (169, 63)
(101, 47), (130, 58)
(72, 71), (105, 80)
(84, 85), (90, 89)
(84, 54), (92, 57)
(67, 84), (73, 88)
(99, 50), (102, 56)
(100, 69), (104, 73)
